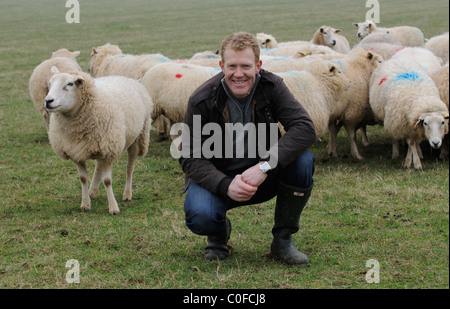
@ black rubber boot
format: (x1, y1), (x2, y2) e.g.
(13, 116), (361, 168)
(204, 217), (232, 261)
(270, 181), (313, 266)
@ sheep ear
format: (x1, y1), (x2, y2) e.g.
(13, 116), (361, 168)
(320, 28), (324, 33)
(215, 49), (219, 55)
(366, 52), (374, 60)
(74, 76), (85, 87)
(73, 51), (80, 57)
(329, 65), (336, 73)
(352, 23), (359, 27)
(265, 38), (271, 43)
(444, 113), (449, 120)
(414, 117), (424, 129)
(92, 48), (97, 56)
(335, 29), (342, 33)
(50, 66), (60, 76)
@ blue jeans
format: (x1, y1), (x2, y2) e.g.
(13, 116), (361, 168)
(184, 151), (314, 236)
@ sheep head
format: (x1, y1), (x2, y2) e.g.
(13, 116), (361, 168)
(45, 66), (87, 115)
(318, 26), (338, 47)
(353, 21), (376, 40)
(414, 111), (449, 149)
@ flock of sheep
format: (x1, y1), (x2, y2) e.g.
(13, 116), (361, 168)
(28, 20), (449, 213)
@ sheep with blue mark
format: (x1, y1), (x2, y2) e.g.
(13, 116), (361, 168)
(88, 43), (171, 79)
(369, 58), (449, 170)
(275, 59), (350, 140)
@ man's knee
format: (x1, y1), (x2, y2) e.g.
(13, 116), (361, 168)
(185, 208), (224, 236)
(280, 150), (315, 188)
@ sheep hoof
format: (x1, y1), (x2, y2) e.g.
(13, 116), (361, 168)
(80, 204), (91, 212)
(109, 209), (120, 215)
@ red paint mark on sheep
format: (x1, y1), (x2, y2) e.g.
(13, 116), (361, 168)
(176, 74), (183, 79)
(395, 46), (405, 52)
(378, 77), (387, 86)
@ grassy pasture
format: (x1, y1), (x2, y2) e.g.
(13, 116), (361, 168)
(0, 0), (448, 289)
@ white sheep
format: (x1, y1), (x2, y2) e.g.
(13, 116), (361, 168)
(256, 33), (278, 49)
(353, 20), (425, 46)
(261, 41), (341, 58)
(275, 59), (350, 139)
(425, 32), (449, 64)
(429, 63), (450, 159)
(29, 48), (82, 132)
(311, 26), (351, 54)
(88, 43), (171, 79)
(45, 67), (153, 214)
(262, 52), (345, 73)
(392, 47), (443, 74)
(327, 48), (384, 160)
(359, 32), (402, 45)
(357, 43), (405, 60)
(141, 62), (221, 127)
(369, 58), (449, 170)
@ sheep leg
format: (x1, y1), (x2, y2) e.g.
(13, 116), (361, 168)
(345, 125), (364, 160)
(88, 160), (103, 198)
(327, 120), (341, 158)
(100, 160), (120, 215)
(360, 125), (370, 147)
(123, 144), (139, 202)
(392, 139), (400, 159)
(404, 138), (423, 171)
(74, 161), (91, 212)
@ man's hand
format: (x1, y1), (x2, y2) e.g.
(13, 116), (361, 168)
(227, 175), (258, 202)
(241, 163), (267, 187)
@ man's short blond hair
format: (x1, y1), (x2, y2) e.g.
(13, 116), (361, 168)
(221, 32), (260, 64)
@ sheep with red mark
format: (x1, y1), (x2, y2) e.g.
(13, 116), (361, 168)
(88, 43), (170, 79)
(45, 67), (153, 214)
(369, 58), (449, 170)
(392, 47), (443, 74)
(141, 62), (221, 133)
(29, 48), (81, 132)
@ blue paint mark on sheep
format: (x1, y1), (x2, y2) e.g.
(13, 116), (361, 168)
(394, 71), (421, 82)
(157, 55), (171, 63)
(275, 56), (289, 61)
(330, 59), (344, 68)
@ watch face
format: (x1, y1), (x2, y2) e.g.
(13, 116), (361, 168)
(260, 162), (271, 173)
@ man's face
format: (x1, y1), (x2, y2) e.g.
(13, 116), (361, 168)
(220, 46), (262, 99)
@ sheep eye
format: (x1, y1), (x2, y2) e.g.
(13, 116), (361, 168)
(67, 82), (74, 87)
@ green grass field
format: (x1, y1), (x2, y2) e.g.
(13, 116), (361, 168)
(0, 0), (448, 289)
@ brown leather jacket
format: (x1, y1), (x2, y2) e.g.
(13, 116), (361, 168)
(179, 69), (316, 197)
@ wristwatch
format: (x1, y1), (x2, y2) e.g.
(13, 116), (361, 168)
(259, 161), (272, 174)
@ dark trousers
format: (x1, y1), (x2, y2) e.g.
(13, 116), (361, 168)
(184, 150), (314, 236)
